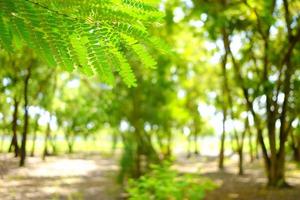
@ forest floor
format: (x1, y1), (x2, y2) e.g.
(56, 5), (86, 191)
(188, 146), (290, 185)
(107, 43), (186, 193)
(0, 153), (121, 200)
(0, 152), (300, 200)
(175, 154), (300, 200)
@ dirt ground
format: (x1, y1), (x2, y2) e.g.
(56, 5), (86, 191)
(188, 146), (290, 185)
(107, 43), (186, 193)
(0, 153), (121, 200)
(175, 154), (300, 200)
(1, 153), (300, 200)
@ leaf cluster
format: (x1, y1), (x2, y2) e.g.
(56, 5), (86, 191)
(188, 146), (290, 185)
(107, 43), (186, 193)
(127, 162), (216, 200)
(0, 0), (168, 87)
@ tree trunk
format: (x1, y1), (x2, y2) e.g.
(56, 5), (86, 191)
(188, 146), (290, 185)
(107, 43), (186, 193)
(292, 134), (300, 162)
(293, 146), (300, 162)
(132, 122), (157, 178)
(187, 134), (192, 158)
(218, 109), (226, 170)
(218, 28), (230, 171)
(50, 135), (57, 155)
(20, 66), (31, 167)
(129, 84), (158, 179)
(267, 157), (286, 187)
(194, 132), (199, 155)
(290, 129), (300, 162)
(0, 134), (5, 152)
(135, 140), (142, 178)
(238, 148), (244, 175)
(30, 115), (39, 157)
(67, 141), (74, 154)
(43, 121), (51, 160)
(66, 135), (75, 154)
(238, 127), (247, 175)
(9, 98), (19, 157)
(248, 129), (254, 162)
(255, 135), (260, 159)
(166, 129), (172, 158)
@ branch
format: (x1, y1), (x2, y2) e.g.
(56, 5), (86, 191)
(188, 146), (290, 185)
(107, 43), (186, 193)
(23, 0), (80, 21)
(242, 0), (267, 40)
(283, 0), (292, 39)
(275, 25), (300, 104)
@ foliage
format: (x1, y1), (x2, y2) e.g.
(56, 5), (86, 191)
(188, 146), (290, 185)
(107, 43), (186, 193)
(0, 0), (168, 87)
(126, 162), (216, 200)
(0, 0), (300, 193)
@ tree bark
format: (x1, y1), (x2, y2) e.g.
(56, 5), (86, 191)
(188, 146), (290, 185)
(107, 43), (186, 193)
(238, 148), (244, 175)
(237, 120), (247, 175)
(43, 121), (51, 160)
(67, 139), (74, 154)
(9, 98), (19, 157)
(30, 115), (39, 157)
(193, 118), (200, 155)
(218, 27), (231, 171)
(218, 108), (226, 170)
(291, 130), (300, 162)
(255, 135), (260, 159)
(166, 129), (172, 158)
(67, 141), (74, 154)
(187, 134), (192, 158)
(20, 65), (32, 167)
(50, 135), (57, 155)
(194, 132), (199, 155)
(130, 85), (159, 178)
(293, 146), (300, 162)
(267, 159), (286, 187)
(248, 129), (254, 162)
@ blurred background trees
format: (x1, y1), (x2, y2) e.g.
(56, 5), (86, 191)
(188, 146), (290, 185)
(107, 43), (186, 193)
(0, 0), (300, 199)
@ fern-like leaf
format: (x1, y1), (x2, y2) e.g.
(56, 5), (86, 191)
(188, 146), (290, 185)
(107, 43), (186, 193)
(0, 0), (168, 87)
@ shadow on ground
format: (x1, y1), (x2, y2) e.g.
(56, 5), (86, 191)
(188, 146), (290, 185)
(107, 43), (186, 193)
(1, 153), (300, 200)
(174, 153), (300, 200)
(0, 153), (121, 200)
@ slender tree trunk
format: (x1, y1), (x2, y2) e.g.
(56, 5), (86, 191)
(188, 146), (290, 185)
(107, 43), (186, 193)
(248, 129), (254, 162)
(65, 134), (75, 154)
(67, 141), (74, 154)
(192, 114), (201, 156)
(132, 118), (157, 178)
(9, 98), (19, 157)
(238, 121), (247, 175)
(42, 121), (51, 160)
(291, 131), (300, 162)
(111, 130), (118, 153)
(187, 134), (192, 158)
(132, 125), (144, 178)
(255, 135), (259, 159)
(218, 108), (227, 170)
(50, 135), (57, 155)
(194, 132), (199, 155)
(238, 148), (244, 175)
(135, 139), (142, 178)
(30, 115), (39, 157)
(0, 133), (5, 152)
(166, 130), (172, 157)
(293, 145), (300, 162)
(218, 28), (230, 170)
(20, 66), (32, 167)
(156, 132), (164, 155)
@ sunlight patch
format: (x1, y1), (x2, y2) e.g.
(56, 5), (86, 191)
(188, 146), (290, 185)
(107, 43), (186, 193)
(28, 159), (98, 177)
